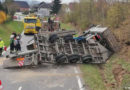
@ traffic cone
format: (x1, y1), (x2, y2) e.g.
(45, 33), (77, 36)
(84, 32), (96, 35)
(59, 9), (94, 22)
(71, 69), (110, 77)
(0, 80), (3, 90)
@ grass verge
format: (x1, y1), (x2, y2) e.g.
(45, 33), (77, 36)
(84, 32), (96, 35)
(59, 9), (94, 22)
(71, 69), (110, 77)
(61, 23), (75, 30)
(80, 53), (130, 90)
(80, 64), (106, 90)
(0, 21), (23, 46)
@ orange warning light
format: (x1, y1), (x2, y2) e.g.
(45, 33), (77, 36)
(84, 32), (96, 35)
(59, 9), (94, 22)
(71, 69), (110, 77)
(16, 57), (25, 61)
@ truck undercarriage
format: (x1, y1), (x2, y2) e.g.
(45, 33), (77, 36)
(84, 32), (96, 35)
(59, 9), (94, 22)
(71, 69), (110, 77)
(3, 25), (120, 68)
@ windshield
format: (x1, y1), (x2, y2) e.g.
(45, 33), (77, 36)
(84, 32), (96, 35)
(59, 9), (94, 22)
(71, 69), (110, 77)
(24, 19), (37, 23)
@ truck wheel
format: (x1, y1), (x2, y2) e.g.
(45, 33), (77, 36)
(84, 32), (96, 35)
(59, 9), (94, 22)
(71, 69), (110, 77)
(49, 34), (59, 43)
(78, 39), (86, 44)
(64, 34), (74, 43)
(82, 55), (92, 64)
(68, 54), (80, 63)
(55, 54), (66, 64)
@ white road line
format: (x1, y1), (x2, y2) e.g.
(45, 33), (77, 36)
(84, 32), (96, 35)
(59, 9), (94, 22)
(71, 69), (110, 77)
(74, 67), (79, 74)
(74, 67), (84, 90)
(18, 86), (22, 90)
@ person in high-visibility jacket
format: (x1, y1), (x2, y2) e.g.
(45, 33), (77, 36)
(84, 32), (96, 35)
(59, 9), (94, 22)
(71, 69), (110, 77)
(0, 38), (4, 56)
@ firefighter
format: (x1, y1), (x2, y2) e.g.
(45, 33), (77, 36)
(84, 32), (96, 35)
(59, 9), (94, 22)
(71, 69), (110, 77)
(12, 32), (17, 38)
(16, 36), (21, 52)
(0, 38), (4, 56)
(10, 35), (14, 54)
(48, 17), (54, 32)
(48, 17), (51, 24)
(14, 37), (17, 52)
(17, 33), (21, 40)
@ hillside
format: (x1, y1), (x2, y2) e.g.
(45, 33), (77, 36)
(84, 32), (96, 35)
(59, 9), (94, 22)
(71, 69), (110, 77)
(80, 18), (130, 90)
(0, 21), (23, 46)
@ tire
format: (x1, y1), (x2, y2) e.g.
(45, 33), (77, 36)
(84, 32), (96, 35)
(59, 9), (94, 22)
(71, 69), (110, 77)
(64, 34), (74, 43)
(55, 54), (67, 64)
(68, 54), (80, 63)
(82, 55), (92, 64)
(77, 37), (86, 44)
(78, 39), (86, 44)
(49, 34), (59, 43)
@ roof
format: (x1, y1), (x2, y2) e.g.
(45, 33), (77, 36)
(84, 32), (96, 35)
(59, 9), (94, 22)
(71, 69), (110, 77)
(14, 1), (29, 8)
(38, 2), (52, 9)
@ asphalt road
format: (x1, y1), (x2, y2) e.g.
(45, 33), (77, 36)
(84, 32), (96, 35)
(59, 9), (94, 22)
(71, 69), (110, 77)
(0, 61), (85, 90)
(0, 33), (86, 90)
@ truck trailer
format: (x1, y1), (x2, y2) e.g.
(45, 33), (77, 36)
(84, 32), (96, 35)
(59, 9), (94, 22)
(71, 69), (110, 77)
(3, 26), (120, 68)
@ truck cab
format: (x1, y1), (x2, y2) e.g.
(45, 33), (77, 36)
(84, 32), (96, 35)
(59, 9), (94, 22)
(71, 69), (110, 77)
(23, 16), (41, 34)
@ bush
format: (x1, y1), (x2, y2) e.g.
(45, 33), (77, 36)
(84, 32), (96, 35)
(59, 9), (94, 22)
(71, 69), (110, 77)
(107, 3), (125, 28)
(61, 1), (129, 30)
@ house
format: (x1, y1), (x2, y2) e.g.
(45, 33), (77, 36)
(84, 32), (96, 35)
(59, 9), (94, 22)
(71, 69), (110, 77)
(13, 1), (30, 12)
(38, 2), (52, 10)
(32, 2), (53, 17)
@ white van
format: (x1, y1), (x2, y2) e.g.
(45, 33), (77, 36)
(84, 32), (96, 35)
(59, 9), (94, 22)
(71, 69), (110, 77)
(13, 12), (25, 21)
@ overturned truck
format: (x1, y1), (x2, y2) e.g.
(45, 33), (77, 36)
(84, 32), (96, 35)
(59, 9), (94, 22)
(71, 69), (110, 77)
(3, 26), (120, 68)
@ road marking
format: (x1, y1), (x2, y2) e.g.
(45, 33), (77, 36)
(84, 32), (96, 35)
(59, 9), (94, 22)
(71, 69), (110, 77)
(18, 86), (22, 90)
(74, 67), (84, 90)
(74, 67), (79, 74)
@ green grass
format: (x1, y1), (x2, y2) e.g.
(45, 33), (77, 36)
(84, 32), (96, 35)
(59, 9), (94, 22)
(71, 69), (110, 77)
(80, 54), (130, 90)
(80, 64), (106, 90)
(61, 23), (75, 30)
(0, 21), (23, 46)
(122, 74), (130, 90)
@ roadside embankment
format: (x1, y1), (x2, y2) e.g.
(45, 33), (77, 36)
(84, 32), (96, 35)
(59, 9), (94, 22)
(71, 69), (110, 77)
(0, 21), (23, 46)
